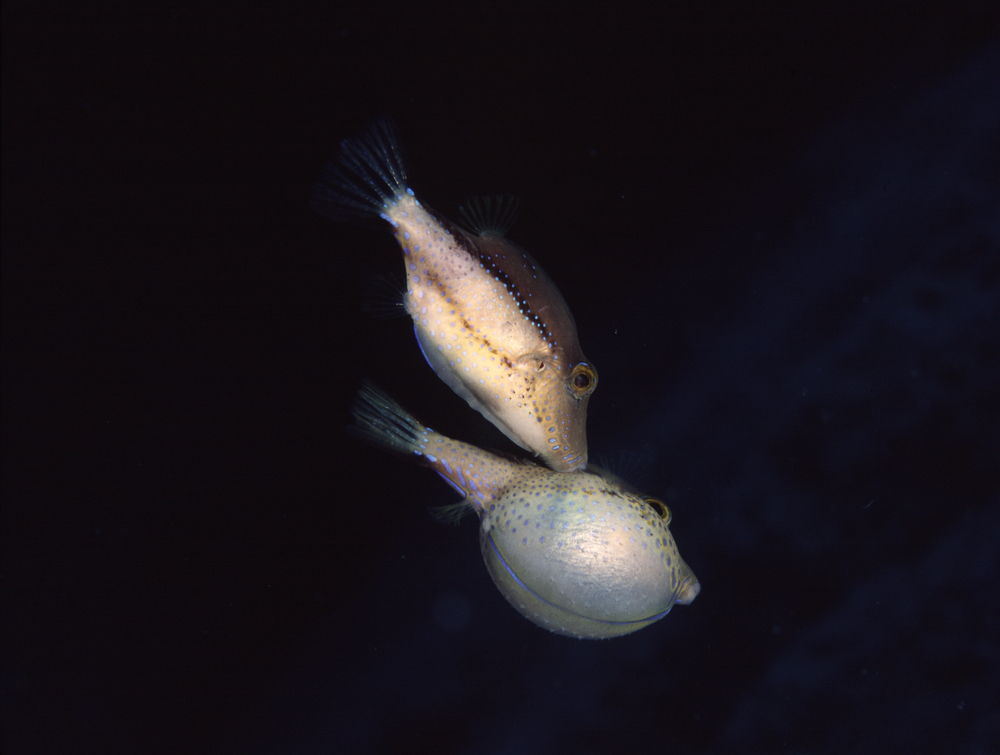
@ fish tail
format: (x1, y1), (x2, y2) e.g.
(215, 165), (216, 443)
(349, 381), (429, 456)
(311, 118), (413, 221)
(350, 382), (516, 522)
(350, 383), (480, 523)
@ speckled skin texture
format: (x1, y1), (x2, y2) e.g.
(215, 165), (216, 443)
(324, 122), (597, 472)
(351, 385), (698, 638)
(9, 10), (1000, 754)
(479, 477), (700, 638)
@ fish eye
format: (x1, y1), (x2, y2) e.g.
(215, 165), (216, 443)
(568, 363), (598, 398)
(644, 497), (671, 524)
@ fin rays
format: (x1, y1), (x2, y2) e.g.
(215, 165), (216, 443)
(312, 118), (411, 221)
(349, 381), (426, 455)
(459, 194), (521, 237)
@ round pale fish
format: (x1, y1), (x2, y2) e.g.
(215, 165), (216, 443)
(351, 383), (699, 640)
(315, 120), (597, 472)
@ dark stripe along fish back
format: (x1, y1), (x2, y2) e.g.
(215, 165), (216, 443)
(315, 120), (597, 472)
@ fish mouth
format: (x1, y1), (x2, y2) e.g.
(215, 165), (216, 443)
(676, 578), (701, 605)
(556, 451), (587, 471)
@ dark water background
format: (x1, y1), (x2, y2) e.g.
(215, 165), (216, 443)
(3, 4), (998, 753)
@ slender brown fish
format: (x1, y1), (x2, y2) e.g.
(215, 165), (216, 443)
(314, 120), (597, 472)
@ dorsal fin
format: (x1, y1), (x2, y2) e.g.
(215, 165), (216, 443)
(458, 194), (521, 237)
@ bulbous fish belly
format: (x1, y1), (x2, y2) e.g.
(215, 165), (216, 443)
(349, 379), (699, 640)
(479, 487), (697, 638)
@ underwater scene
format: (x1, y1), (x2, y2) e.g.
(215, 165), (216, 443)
(3, 6), (998, 754)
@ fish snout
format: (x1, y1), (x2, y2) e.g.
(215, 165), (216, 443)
(676, 578), (701, 606)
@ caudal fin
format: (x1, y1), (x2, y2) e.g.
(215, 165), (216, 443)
(349, 381), (429, 456)
(349, 382), (478, 524)
(311, 118), (412, 222)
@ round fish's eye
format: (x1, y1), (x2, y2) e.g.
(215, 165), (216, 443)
(643, 497), (671, 524)
(567, 362), (598, 398)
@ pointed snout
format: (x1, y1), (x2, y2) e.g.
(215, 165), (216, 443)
(677, 577), (701, 606)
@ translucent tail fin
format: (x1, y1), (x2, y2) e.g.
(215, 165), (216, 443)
(349, 381), (429, 456)
(350, 382), (478, 523)
(311, 118), (413, 222)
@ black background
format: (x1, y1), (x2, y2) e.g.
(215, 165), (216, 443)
(3, 4), (999, 754)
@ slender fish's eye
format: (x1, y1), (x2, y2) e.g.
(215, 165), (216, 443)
(568, 362), (597, 398)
